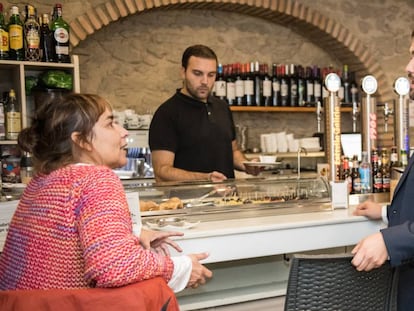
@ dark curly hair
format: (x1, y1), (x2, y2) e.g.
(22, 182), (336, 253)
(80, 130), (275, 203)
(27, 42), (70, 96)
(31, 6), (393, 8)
(18, 93), (112, 174)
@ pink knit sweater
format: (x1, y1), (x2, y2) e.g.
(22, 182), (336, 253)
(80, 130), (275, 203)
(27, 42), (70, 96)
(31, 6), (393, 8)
(0, 164), (174, 290)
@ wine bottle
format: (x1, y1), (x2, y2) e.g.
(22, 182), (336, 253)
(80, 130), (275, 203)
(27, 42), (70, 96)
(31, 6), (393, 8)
(214, 63), (226, 101)
(0, 3), (9, 60)
(8, 6), (24, 61)
(289, 64), (298, 107)
(280, 64), (289, 106)
(297, 65), (306, 107)
(225, 64), (236, 106)
(234, 63), (244, 106)
(253, 61), (262, 106)
(271, 64), (281, 106)
(305, 66), (314, 106)
(262, 63), (272, 107)
(313, 66), (322, 106)
(51, 3), (70, 63)
(24, 4), (41, 61)
(342, 64), (351, 106)
(6, 89), (21, 140)
(243, 63), (254, 106)
(40, 13), (54, 62)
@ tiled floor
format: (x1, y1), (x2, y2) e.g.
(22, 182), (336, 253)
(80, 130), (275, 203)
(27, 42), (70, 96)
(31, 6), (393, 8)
(194, 297), (285, 311)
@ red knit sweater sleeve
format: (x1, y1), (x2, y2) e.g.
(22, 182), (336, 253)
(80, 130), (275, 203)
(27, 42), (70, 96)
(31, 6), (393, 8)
(74, 166), (174, 287)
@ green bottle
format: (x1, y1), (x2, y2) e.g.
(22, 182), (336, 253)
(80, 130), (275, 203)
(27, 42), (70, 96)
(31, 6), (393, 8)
(8, 5), (24, 60)
(0, 2), (9, 60)
(51, 3), (70, 63)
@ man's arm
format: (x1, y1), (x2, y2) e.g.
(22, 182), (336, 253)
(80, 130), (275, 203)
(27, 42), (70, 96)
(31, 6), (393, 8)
(232, 140), (261, 175)
(151, 150), (226, 182)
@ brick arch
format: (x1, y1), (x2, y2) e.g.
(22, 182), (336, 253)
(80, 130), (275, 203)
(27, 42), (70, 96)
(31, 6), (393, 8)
(69, 0), (391, 100)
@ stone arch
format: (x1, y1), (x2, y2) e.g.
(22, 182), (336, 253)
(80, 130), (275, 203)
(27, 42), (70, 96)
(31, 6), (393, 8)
(69, 0), (392, 100)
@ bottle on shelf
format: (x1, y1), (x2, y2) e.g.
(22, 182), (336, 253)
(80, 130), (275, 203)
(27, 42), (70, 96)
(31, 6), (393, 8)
(271, 63), (281, 107)
(262, 63), (272, 107)
(5, 88), (21, 140)
(371, 148), (382, 193)
(313, 66), (322, 106)
(8, 5), (24, 61)
(0, 92), (5, 139)
(280, 64), (289, 106)
(20, 151), (34, 184)
(390, 146), (399, 168)
(342, 156), (352, 193)
(305, 66), (314, 106)
(297, 65), (306, 107)
(234, 63), (244, 106)
(0, 2), (9, 60)
(289, 64), (298, 107)
(214, 63), (226, 101)
(381, 148), (390, 193)
(341, 64), (351, 106)
(351, 155), (361, 194)
(359, 151), (372, 193)
(400, 149), (408, 168)
(253, 61), (262, 106)
(225, 64), (236, 106)
(24, 4), (41, 61)
(40, 13), (54, 62)
(50, 3), (70, 63)
(243, 62), (254, 106)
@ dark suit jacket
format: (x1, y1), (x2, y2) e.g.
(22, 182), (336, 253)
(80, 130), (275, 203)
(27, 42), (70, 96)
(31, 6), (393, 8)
(381, 155), (414, 311)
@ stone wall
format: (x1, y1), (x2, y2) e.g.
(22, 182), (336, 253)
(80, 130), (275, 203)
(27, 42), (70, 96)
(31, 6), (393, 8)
(2, 0), (413, 151)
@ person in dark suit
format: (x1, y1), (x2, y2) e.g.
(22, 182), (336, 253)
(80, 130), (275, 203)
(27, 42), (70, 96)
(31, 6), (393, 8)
(351, 30), (414, 311)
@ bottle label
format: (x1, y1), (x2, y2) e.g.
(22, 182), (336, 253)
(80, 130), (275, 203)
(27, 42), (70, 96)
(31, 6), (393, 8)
(26, 28), (40, 48)
(235, 80), (244, 98)
(226, 82), (235, 100)
(352, 178), (361, 193)
(9, 25), (23, 50)
(0, 29), (9, 52)
(263, 80), (272, 97)
(359, 167), (371, 192)
(54, 27), (69, 44)
(6, 111), (21, 136)
(272, 81), (280, 92)
(215, 81), (226, 97)
(281, 83), (288, 97)
(244, 80), (254, 96)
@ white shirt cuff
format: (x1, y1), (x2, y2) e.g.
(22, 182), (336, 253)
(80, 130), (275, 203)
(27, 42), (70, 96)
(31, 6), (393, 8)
(381, 204), (389, 225)
(168, 256), (192, 293)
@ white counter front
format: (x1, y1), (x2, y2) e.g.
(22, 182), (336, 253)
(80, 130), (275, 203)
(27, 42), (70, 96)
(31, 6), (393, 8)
(169, 207), (385, 310)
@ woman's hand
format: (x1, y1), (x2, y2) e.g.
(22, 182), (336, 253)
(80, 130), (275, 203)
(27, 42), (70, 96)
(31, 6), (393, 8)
(139, 228), (184, 256)
(186, 253), (213, 289)
(353, 200), (382, 220)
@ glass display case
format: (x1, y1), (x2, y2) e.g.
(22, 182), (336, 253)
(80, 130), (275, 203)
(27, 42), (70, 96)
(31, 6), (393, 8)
(124, 176), (332, 228)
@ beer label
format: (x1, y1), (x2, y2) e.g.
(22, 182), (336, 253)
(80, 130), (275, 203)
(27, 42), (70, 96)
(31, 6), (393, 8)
(0, 29), (9, 52)
(9, 25), (23, 50)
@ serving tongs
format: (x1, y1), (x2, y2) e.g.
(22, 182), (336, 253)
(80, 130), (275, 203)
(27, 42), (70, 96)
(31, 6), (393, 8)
(184, 185), (238, 208)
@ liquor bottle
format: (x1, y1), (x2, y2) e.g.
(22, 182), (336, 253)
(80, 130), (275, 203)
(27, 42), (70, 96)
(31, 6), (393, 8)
(289, 64), (298, 107)
(297, 65), (306, 107)
(381, 148), (390, 193)
(253, 61), (262, 106)
(6, 88), (21, 140)
(400, 149), (408, 168)
(280, 64), (289, 106)
(359, 151), (372, 193)
(8, 6), (24, 60)
(243, 63), (254, 106)
(271, 64), (281, 107)
(214, 63), (226, 101)
(0, 2), (9, 60)
(24, 4), (41, 61)
(342, 156), (352, 193)
(40, 13), (54, 62)
(351, 155), (361, 194)
(51, 3), (70, 63)
(262, 63), (272, 107)
(371, 149), (382, 193)
(225, 64), (236, 106)
(234, 63), (244, 106)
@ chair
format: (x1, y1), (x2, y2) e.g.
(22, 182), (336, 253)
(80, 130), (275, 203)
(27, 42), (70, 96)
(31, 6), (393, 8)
(0, 277), (179, 311)
(284, 253), (398, 311)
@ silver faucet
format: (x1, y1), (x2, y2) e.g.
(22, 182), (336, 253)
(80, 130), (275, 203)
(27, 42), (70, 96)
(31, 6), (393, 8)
(297, 147), (308, 179)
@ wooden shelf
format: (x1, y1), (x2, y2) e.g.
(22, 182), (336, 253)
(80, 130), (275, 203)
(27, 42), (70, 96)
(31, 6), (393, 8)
(230, 106), (353, 113)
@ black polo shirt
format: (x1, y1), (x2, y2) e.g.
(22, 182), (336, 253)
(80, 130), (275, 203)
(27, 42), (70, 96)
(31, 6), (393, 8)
(149, 90), (236, 178)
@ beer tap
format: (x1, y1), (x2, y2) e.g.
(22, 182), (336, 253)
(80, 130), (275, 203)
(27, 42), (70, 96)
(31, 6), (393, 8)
(316, 100), (323, 133)
(352, 100), (359, 133)
(360, 75), (378, 162)
(393, 77), (411, 162)
(382, 102), (394, 133)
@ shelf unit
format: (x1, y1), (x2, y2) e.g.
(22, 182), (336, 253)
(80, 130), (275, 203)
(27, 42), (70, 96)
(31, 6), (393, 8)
(230, 106), (353, 113)
(0, 55), (80, 144)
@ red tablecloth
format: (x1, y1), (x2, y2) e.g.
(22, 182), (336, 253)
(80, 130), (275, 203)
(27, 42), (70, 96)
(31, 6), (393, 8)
(0, 277), (179, 311)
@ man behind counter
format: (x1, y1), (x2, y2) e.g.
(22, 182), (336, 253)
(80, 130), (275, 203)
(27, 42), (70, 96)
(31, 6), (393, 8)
(149, 44), (259, 182)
